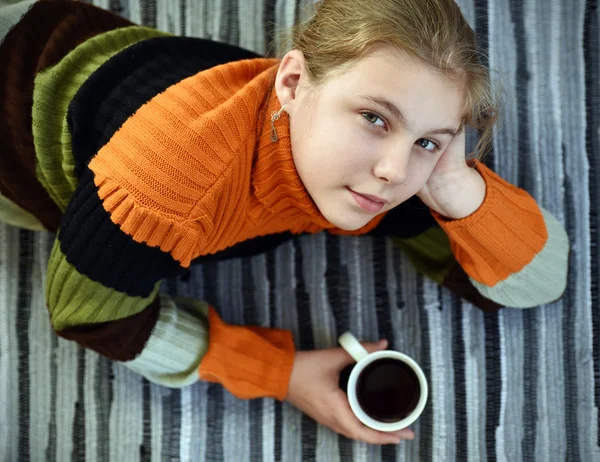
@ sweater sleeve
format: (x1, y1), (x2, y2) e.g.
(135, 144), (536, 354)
(47, 168), (295, 399)
(430, 161), (569, 307)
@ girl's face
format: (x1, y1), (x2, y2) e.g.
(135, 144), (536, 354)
(275, 43), (465, 230)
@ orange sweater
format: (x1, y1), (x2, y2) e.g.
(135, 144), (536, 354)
(89, 59), (385, 267)
(86, 58), (546, 399)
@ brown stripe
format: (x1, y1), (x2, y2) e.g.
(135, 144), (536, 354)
(0, 0), (132, 231)
(55, 295), (160, 361)
(442, 263), (504, 313)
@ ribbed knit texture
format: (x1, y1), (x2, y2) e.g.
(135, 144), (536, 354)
(469, 207), (569, 307)
(45, 239), (162, 331)
(393, 226), (455, 284)
(124, 294), (211, 387)
(89, 60), (385, 268)
(0, 0), (565, 401)
(32, 25), (169, 211)
(199, 306), (295, 401)
(0, 0), (131, 230)
(433, 161), (548, 285)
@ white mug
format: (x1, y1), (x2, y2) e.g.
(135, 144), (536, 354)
(339, 332), (428, 432)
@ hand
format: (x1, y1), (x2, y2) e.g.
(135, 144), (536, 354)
(417, 129), (486, 219)
(285, 339), (416, 445)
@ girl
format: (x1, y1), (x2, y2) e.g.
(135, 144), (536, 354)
(0, 0), (568, 445)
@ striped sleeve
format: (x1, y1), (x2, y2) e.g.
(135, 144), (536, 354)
(45, 34), (294, 399)
(47, 167), (294, 398)
(432, 161), (569, 308)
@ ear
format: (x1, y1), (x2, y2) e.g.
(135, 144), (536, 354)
(274, 49), (308, 112)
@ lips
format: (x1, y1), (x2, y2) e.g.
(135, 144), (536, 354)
(348, 188), (386, 213)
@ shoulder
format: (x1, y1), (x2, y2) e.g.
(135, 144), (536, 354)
(83, 57), (279, 264)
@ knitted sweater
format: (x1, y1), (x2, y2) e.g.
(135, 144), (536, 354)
(0, 1), (569, 399)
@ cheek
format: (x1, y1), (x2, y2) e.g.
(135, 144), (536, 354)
(401, 156), (439, 193)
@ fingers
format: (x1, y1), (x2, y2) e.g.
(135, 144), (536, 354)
(333, 390), (414, 445)
(362, 338), (388, 353)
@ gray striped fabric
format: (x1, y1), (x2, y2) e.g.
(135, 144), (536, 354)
(0, 0), (599, 461)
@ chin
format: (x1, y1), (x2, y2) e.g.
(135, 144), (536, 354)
(322, 210), (371, 231)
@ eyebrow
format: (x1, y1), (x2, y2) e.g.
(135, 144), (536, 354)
(358, 95), (459, 137)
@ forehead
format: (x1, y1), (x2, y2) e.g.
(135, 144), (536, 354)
(321, 45), (465, 128)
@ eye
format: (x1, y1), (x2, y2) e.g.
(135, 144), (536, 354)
(416, 138), (441, 154)
(361, 112), (386, 129)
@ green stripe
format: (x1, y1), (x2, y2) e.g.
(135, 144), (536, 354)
(392, 225), (455, 284)
(32, 26), (170, 211)
(46, 237), (161, 331)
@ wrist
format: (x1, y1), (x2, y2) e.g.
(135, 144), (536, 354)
(428, 167), (486, 219)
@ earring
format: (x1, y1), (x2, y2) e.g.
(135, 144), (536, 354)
(271, 104), (287, 142)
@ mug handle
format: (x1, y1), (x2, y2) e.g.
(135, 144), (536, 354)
(338, 332), (370, 362)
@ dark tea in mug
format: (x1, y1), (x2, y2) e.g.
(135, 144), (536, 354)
(355, 357), (421, 422)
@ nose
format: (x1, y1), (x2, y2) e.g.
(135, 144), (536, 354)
(373, 144), (410, 185)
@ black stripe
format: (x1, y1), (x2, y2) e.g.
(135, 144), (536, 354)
(506, 0), (537, 456)
(59, 169), (183, 297)
(169, 389), (184, 460)
(263, 0), (277, 57)
(393, 246), (406, 310)
(266, 250), (283, 462)
(164, 388), (183, 459)
(141, 0), (157, 28)
(372, 238), (395, 343)
(220, 0), (240, 46)
(68, 36), (259, 176)
(180, 0), (187, 37)
(483, 313), (501, 461)
(451, 300), (467, 460)
(474, 0), (495, 168)
(95, 357), (113, 462)
(202, 262), (225, 461)
(563, 165), (581, 461)
(17, 230), (33, 462)
(508, 0), (533, 191)
(60, 36), (262, 296)
(520, 309), (538, 460)
(140, 379), (152, 462)
(372, 237), (397, 461)
(60, 37), (257, 297)
(243, 258), (264, 462)
(71, 348), (87, 462)
(367, 196), (437, 239)
(583, 0), (600, 448)
(324, 234), (353, 460)
(417, 275), (433, 462)
(293, 238), (317, 462)
(46, 332), (59, 462)
(108, 0), (123, 16)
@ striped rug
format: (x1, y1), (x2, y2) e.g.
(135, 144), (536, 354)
(1, 0), (599, 461)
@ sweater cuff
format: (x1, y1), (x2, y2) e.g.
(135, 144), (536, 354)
(198, 307), (295, 400)
(431, 161), (548, 286)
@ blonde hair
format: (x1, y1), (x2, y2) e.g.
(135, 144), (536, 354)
(275, 0), (501, 159)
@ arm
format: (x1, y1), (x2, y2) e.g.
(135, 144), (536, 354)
(47, 169), (294, 398)
(429, 161), (569, 308)
(368, 128), (569, 309)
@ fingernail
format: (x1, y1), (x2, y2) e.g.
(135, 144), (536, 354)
(379, 339), (388, 348)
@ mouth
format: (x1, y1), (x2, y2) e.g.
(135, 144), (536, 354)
(347, 187), (387, 213)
